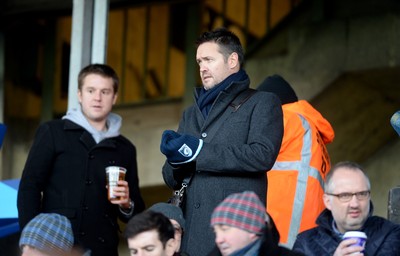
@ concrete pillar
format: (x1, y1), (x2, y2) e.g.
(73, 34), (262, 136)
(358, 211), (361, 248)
(67, 0), (109, 110)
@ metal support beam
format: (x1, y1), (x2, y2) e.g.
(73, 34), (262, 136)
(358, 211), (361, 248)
(68, 0), (109, 110)
(92, 0), (110, 63)
(68, 0), (94, 110)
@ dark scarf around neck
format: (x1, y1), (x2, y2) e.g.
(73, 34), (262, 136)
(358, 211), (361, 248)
(196, 69), (248, 118)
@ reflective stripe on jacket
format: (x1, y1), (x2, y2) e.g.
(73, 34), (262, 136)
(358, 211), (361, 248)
(267, 100), (334, 249)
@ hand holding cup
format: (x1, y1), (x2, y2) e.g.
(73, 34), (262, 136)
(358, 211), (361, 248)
(334, 231), (367, 255)
(106, 166), (127, 201)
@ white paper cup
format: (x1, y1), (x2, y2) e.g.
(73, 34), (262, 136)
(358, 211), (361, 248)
(343, 231), (367, 253)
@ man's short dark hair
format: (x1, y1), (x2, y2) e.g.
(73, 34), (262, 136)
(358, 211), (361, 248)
(196, 27), (245, 68)
(124, 210), (175, 248)
(77, 63), (119, 93)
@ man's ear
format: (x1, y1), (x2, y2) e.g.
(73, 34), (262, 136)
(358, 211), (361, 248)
(112, 93), (118, 105)
(228, 52), (239, 69)
(77, 90), (82, 104)
(323, 194), (332, 211)
(165, 238), (177, 256)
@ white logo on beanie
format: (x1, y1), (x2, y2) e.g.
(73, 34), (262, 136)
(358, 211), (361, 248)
(178, 144), (192, 157)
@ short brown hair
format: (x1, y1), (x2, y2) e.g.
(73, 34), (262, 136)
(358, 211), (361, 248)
(77, 64), (119, 93)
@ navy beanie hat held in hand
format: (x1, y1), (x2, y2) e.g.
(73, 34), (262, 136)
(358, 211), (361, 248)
(211, 191), (266, 235)
(148, 202), (186, 231)
(160, 130), (203, 164)
(257, 74), (298, 105)
(19, 213), (74, 255)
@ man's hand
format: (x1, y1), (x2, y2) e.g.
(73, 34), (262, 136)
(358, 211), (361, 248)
(160, 130), (203, 164)
(333, 238), (364, 256)
(110, 180), (131, 210)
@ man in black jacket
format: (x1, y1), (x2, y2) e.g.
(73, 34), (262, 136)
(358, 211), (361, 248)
(293, 161), (400, 255)
(17, 64), (145, 256)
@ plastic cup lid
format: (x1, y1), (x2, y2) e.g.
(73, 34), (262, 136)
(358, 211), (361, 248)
(343, 231), (367, 239)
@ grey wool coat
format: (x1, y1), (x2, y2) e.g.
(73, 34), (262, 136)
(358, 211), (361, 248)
(17, 119), (145, 256)
(162, 79), (284, 256)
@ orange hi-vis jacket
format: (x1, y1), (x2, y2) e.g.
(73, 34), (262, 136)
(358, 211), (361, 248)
(267, 100), (334, 249)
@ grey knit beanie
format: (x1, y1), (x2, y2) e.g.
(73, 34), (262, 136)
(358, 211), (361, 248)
(148, 202), (185, 231)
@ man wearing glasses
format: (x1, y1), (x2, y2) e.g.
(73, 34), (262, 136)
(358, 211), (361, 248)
(293, 161), (400, 255)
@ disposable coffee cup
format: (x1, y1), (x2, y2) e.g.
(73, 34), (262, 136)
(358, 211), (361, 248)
(106, 166), (127, 201)
(343, 231), (367, 253)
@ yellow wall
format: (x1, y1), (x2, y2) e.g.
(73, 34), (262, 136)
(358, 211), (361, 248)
(5, 0), (299, 118)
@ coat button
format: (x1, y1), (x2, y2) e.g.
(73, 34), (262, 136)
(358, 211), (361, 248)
(98, 237), (105, 243)
(194, 203), (200, 208)
(89, 154), (94, 159)
(83, 205), (89, 211)
(80, 232), (86, 236)
(201, 133), (207, 138)
(85, 180), (93, 185)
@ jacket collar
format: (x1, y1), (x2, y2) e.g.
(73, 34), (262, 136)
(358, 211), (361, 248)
(63, 119), (118, 150)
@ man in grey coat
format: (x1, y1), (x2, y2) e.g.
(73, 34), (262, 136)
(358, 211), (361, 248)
(160, 27), (283, 256)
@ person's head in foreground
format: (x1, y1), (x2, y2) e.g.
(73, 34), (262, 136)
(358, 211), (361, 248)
(124, 210), (176, 256)
(148, 202), (185, 253)
(19, 213), (74, 256)
(323, 161), (371, 234)
(210, 190), (266, 256)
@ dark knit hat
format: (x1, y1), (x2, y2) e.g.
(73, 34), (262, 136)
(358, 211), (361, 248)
(148, 202), (185, 231)
(211, 191), (266, 235)
(19, 213), (74, 255)
(257, 74), (298, 105)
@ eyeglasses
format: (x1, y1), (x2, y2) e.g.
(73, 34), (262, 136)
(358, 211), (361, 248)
(326, 190), (370, 202)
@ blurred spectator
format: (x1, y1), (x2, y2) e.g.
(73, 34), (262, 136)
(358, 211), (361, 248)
(124, 211), (177, 256)
(19, 213), (74, 256)
(293, 161), (400, 255)
(258, 74), (334, 248)
(207, 191), (303, 256)
(148, 203), (188, 255)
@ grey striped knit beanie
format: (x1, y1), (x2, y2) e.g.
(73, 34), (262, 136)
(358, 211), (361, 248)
(211, 191), (266, 235)
(19, 213), (74, 255)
